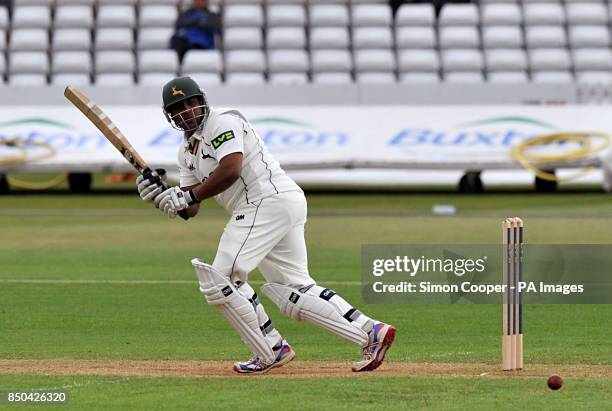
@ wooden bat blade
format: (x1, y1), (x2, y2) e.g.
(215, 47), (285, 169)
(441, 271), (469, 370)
(64, 85), (149, 173)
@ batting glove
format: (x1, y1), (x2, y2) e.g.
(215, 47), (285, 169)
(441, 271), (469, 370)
(136, 168), (167, 203)
(155, 186), (200, 219)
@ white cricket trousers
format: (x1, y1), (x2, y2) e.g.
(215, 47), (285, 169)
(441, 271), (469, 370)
(212, 191), (313, 286)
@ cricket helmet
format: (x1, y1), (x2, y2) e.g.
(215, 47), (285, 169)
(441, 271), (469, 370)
(162, 76), (210, 131)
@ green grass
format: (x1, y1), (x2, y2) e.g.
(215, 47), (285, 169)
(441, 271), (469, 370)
(1, 374), (610, 411)
(0, 282), (610, 364)
(1, 192), (611, 410)
(3, 191), (612, 213)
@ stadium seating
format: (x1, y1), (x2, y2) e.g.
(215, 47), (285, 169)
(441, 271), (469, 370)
(51, 73), (91, 86)
(310, 27), (349, 50)
(395, 4), (435, 27)
(10, 29), (49, 51)
(267, 27), (306, 49)
(95, 28), (134, 51)
(438, 4), (479, 27)
(97, 5), (136, 28)
(53, 29), (91, 51)
(0, 8), (7, 31)
(0, 53), (7, 79)
(137, 27), (173, 50)
(12, 6), (51, 29)
(9, 51), (49, 75)
(312, 72), (352, 84)
(138, 50), (179, 76)
(266, 4), (306, 27)
(482, 26), (523, 49)
(52, 51), (92, 75)
(399, 72), (440, 84)
(1, 0), (612, 87)
(480, 4), (522, 26)
(224, 27), (263, 50)
(309, 4), (349, 27)
(225, 50), (267, 80)
(95, 51), (135, 77)
(351, 4), (392, 27)
(223, 4), (264, 27)
(139, 5), (178, 28)
(54, 5), (94, 29)
(268, 49), (309, 74)
(182, 49), (223, 74)
(396, 26), (436, 49)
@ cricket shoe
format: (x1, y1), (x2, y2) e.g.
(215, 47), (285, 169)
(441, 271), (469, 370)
(233, 340), (295, 375)
(352, 322), (396, 372)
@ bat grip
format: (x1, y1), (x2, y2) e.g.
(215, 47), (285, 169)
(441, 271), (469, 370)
(177, 209), (191, 221)
(157, 176), (190, 221)
(142, 168), (190, 221)
(142, 168), (166, 186)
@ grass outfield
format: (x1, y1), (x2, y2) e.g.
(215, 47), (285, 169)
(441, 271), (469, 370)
(0, 374), (610, 411)
(1, 192), (611, 410)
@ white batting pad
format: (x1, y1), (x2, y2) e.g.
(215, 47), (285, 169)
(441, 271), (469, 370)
(235, 281), (282, 349)
(192, 258), (275, 364)
(261, 283), (369, 347)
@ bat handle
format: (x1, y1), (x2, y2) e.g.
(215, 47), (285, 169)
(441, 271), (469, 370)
(142, 167), (190, 221)
(142, 168), (167, 187)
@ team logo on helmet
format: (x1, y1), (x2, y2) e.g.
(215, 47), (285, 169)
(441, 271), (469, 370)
(172, 86), (185, 97)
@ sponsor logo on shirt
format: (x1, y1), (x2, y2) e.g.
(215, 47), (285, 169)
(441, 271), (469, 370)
(211, 130), (235, 149)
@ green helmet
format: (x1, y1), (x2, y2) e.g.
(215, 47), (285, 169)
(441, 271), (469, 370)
(162, 76), (209, 131)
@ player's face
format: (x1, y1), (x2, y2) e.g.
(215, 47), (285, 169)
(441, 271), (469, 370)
(168, 97), (204, 131)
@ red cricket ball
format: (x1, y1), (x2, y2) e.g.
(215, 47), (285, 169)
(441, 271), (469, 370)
(547, 374), (563, 390)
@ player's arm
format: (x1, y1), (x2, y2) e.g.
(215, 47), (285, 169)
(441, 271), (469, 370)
(180, 183), (201, 218)
(156, 116), (245, 219)
(157, 153), (242, 219)
(191, 152), (243, 201)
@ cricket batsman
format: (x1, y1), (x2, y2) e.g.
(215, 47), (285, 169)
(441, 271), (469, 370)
(136, 76), (396, 374)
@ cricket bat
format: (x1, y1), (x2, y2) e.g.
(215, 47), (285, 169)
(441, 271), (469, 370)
(63, 85), (151, 174)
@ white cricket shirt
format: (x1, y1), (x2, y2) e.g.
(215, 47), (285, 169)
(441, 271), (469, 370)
(178, 107), (302, 213)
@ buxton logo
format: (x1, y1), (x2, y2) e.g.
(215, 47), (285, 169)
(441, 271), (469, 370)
(0, 117), (109, 150)
(387, 116), (561, 148)
(149, 116), (349, 152)
(212, 130), (235, 149)
(172, 86), (185, 97)
(250, 117), (349, 152)
(0, 118), (75, 130)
